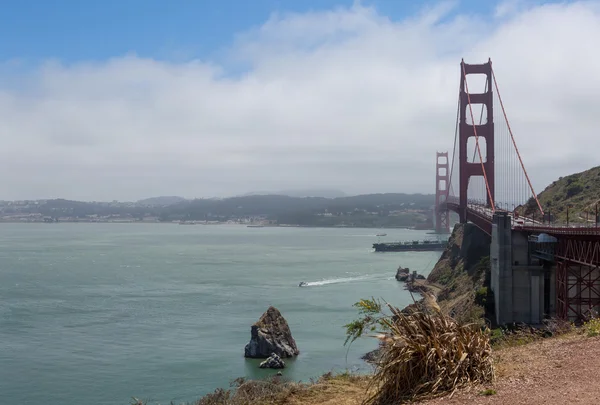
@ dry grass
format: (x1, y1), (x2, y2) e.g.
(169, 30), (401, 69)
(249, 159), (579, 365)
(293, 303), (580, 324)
(489, 317), (575, 349)
(363, 298), (494, 404)
(164, 372), (371, 405)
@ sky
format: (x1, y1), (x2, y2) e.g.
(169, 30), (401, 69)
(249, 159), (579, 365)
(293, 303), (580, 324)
(0, 0), (599, 201)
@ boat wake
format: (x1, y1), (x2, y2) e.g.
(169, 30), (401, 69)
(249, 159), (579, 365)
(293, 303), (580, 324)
(299, 275), (371, 287)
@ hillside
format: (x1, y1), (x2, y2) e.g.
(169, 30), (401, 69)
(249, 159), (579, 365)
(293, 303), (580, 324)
(522, 165), (600, 223)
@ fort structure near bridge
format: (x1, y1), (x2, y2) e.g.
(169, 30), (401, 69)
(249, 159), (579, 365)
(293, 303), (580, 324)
(436, 58), (600, 325)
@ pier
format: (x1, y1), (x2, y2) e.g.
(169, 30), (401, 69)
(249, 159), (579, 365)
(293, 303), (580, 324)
(373, 240), (447, 252)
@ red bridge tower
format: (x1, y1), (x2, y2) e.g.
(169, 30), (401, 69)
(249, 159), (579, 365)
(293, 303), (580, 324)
(435, 152), (450, 233)
(459, 59), (495, 222)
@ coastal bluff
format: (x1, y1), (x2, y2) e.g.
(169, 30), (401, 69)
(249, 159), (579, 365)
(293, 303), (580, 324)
(244, 306), (300, 359)
(425, 223), (492, 323)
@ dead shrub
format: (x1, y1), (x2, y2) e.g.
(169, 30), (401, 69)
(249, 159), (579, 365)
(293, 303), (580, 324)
(363, 298), (495, 404)
(192, 376), (296, 405)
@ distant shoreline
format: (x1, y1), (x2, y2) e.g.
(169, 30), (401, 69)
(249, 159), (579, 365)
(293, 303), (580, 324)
(0, 220), (428, 230)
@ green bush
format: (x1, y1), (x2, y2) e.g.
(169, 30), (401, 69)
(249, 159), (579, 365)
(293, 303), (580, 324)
(475, 287), (488, 306)
(566, 182), (583, 198)
(583, 318), (600, 337)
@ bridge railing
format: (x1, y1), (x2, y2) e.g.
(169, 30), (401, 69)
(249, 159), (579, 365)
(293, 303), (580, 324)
(516, 224), (600, 236)
(507, 211), (600, 236)
(439, 198), (600, 235)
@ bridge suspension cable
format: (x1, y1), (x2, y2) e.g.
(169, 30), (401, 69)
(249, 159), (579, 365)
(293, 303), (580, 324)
(447, 84), (461, 201)
(490, 62), (544, 216)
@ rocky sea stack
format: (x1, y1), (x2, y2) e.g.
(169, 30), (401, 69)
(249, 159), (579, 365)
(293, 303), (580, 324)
(244, 306), (299, 359)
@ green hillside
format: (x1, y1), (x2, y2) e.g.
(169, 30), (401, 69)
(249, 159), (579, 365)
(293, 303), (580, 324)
(522, 166), (600, 223)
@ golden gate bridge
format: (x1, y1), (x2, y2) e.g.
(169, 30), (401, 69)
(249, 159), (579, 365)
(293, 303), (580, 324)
(434, 59), (600, 323)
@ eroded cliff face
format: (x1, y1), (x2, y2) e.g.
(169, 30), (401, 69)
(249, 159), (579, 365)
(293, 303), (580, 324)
(428, 223), (492, 324)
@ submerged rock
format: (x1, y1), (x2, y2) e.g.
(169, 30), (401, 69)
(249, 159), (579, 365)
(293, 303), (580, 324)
(259, 353), (285, 369)
(361, 348), (382, 364)
(244, 306), (299, 359)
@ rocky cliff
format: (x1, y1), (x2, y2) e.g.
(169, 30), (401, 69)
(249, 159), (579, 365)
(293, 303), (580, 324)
(427, 223), (493, 324)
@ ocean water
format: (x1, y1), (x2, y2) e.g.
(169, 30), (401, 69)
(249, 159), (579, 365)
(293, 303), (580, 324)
(0, 224), (442, 405)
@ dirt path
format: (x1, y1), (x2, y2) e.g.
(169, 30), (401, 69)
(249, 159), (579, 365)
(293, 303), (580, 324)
(292, 334), (600, 405)
(422, 334), (600, 405)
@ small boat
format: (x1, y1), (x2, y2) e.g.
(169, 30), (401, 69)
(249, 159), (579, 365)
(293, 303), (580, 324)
(299, 282), (308, 287)
(376, 233), (387, 237)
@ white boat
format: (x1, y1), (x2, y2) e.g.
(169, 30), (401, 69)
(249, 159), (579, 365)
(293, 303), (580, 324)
(376, 233), (387, 237)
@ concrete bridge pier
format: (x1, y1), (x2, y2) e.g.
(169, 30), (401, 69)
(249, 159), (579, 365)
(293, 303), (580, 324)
(490, 212), (556, 325)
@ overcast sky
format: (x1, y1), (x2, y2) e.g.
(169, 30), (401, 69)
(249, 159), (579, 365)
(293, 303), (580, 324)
(0, 0), (598, 201)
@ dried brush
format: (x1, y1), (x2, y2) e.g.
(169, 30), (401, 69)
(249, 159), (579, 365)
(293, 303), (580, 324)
(363, 300), (494, 404)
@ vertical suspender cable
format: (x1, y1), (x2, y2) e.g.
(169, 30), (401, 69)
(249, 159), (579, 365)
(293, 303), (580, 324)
(447, 82), (461, 201)
(491, 62), (544, 216)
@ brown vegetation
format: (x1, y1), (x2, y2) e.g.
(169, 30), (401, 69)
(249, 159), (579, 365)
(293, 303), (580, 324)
(363, 302), (494, 404)
(133, 373), (370, 405)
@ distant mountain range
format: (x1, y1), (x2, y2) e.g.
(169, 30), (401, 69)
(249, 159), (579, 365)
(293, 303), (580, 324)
(240, 189), (347, 198)
(136, 196), (188, 206)
(135, 190), (348, 206)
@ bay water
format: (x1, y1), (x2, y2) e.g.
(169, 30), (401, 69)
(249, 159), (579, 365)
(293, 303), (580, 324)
(0, 224), (442, 404)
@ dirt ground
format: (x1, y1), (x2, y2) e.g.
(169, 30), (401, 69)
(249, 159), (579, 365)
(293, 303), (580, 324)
(422, 334), (600, 405)
(291, 334), (600, 405)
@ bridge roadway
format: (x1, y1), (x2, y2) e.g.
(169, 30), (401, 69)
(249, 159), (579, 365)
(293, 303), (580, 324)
(444, 198), (600, 238)
(443, 199), (600, 270)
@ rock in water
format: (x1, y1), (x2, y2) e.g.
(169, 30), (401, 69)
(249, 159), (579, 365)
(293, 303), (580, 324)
(259, 353), (286, 369)
(244, 306), (299, 358)
(395, 266), (410, 282)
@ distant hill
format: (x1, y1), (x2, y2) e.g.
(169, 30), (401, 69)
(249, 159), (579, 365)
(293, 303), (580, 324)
(177, 192), (434, 217)
(3, 192), (436, 228)
(242, 189), (347, 198)
(137, 196), (187, 206)
(522, 166), (600, 222)
(167, 192), (435, 227)
(277, 189), (347, 198)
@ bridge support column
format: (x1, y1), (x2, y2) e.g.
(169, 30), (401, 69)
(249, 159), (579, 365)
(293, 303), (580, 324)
(459, 59), (495, 220)
(491, 212), (512, 324)
(435, 152), (450, 233)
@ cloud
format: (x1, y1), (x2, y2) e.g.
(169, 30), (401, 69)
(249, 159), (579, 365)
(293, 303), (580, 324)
(0, 1), (599, 201)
